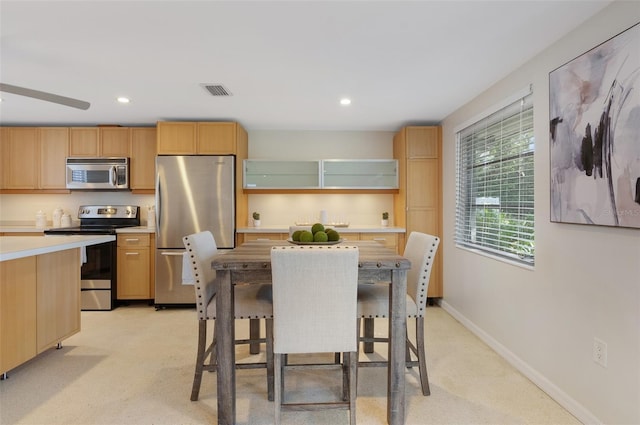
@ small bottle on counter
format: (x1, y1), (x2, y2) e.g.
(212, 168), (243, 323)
(52, 207), (63, 228)
(319, 210), (328, 224)
(147, 205), (156, 230)
(35, 210), (47, 229)
(61, 213), (72, 227)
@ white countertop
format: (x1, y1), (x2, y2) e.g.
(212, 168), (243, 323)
(3, 224), (401, 235)
(237, 225), (405, 233)
(0, 225), (48, 233)
(0, 225), (155, 234)
(0, 235), (116, 262)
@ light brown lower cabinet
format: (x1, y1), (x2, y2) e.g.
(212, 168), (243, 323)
(117, 233), (154, 300)
(241, 233), (287, 242)
(36, 249), (81, 353)
(359, 232), (397, 251)
(0, 249), (81, 375)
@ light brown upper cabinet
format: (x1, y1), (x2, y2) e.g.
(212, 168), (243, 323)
(393, 126), (442, 298)
(0, 127), (39, 189)
(197, 122), (237, 154)
(0, 127), (69, 191)
(69, 127), (99, 156)
(39, 127), (69, 189)
(130, 127), (157, 191)
(156, 122), (196, 154)
(100, 127), (131, 156)
(156, 121), (241, 155)
(69, 127), (130, 157)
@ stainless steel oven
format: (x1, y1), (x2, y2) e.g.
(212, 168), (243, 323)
(44, 205), (140, 310)
(80, 240), (117, 310)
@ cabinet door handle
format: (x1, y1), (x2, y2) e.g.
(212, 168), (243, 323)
(125, 252), (140, 256)
(373, 238), (386, 241)
(125, 238), (139, 242)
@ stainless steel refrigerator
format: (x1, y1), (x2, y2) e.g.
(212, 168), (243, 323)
(155, 155), (235, 306)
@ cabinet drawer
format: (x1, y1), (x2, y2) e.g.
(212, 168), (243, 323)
(360, 233), (397, 250)
(117, 234), (150, 247)
(339, 233), (360, 242)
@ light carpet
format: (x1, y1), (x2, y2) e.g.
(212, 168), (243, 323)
(0, 304), (580, 424)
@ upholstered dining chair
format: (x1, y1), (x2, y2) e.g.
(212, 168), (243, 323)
(182, 231), (274, 402)
(270, 245), (359, 425)
(357, 231), (440, 396)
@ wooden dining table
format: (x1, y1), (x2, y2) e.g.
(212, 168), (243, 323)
(211, 239), (411, 425)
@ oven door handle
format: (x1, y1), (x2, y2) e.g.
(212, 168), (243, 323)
(160, 252), (184, 256)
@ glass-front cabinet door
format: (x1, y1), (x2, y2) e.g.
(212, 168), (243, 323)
(322, 159), (398, 189)
(244, 160), (321, 189)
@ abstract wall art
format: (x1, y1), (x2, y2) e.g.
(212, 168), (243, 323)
(549, 22), (640, 229)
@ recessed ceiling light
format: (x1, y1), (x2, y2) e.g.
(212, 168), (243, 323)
(117, 97), (130, 104)
(340, 98), (351, 106)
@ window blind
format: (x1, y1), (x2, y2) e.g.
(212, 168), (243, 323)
(455, 92), (535, 265)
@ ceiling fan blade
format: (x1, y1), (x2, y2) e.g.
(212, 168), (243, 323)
(0, 83), (90, 110)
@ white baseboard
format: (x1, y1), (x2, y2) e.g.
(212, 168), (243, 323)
(439, 300), (601, 425)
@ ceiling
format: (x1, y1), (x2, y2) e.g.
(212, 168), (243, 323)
(0, 0), (611, 131)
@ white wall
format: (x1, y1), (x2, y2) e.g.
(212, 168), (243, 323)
(441, 2), (640, 424)
(246, 130), (396, 226)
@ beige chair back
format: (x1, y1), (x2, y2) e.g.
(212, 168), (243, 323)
(183, 231), (218, 320)
(404, 232), (440, 317)
(270, 245), (359, 354)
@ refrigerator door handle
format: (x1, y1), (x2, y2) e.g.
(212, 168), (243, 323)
(156, 178), (162, 239)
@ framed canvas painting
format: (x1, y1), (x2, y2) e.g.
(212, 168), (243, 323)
(549, 22), (640, 229)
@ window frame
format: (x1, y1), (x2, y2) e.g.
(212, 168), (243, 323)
(455, 86), (535, 266)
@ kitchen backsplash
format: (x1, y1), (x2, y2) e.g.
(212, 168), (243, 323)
(247, 193), (394, 227)
(1, 192), (394, 227)
(0, 193), (156, 225)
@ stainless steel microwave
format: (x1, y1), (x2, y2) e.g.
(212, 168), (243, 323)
(66, 157), (129, 190)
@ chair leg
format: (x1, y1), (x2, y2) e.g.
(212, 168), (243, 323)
(406, 327), (413, 367)
(415, 317), (430, 396)
(274, 353), (283, 425)
(348, 351), (357, 425)
(191, 320), (207, 401)
(266, 319), (274, 401)
(249, 318), (261, 354)
(355, 318), (361, 397)
(342, 351), (348, 401)
(209, 318), (217, 369)
(354, 339), (360, 397)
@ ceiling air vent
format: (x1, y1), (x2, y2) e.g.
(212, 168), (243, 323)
(202, 84), (232, 96)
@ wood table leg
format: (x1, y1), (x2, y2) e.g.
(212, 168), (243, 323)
(388, 269), (406, 425)
(216, 270), (235, 425)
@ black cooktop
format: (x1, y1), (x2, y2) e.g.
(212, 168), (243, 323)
(45, 224), (139, 235)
